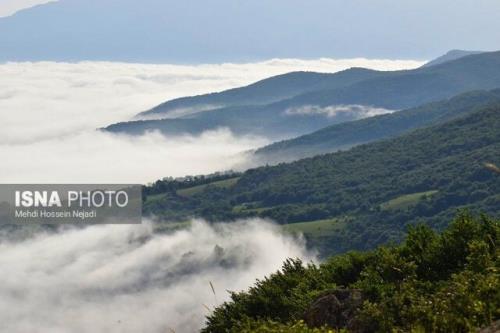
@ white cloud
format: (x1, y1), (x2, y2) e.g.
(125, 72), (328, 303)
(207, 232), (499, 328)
(0, 0), (56, 17)
(285, 104), (394, 118)
(0, 58), (423, 183)
(0, 128), (265, 183)
(0, 219), (314, 333)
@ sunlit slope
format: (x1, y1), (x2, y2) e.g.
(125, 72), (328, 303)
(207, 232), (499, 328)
(144, 105), (500, 255)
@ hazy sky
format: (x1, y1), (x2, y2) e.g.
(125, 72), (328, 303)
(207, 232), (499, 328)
(1, 0), (499, 62)
(0, 0), (55, 17)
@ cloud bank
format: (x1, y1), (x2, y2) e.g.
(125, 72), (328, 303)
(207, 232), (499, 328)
(0, 58), (422, 183)
(0, 219), (314, 333)
(285, 104), (394, 118)
(0, 129), (265, 183)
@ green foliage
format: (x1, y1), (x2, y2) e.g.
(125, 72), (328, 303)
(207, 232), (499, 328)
(144, 106), (500, 256)
(232, 320), (342, 332)
(203, 259), (335, 332)
(203, 213), (500, 332)
(282, 218), (345, 237)
(176, 177), (240, 197)
(380, 190), (438, 211)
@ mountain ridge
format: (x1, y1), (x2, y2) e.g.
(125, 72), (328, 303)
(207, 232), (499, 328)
(139, 68), (382, 119)
(254, 89), (500, 163)
(107, 51), (500, 140)
(422, 49), (483, 67)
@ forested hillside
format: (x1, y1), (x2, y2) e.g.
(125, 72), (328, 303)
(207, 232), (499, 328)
(202, 213), (500, 332)
(255, 89), (500, 162)
(143, 105), (500, 255)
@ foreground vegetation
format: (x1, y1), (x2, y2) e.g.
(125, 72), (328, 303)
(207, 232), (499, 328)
(203, 213), (499, 332)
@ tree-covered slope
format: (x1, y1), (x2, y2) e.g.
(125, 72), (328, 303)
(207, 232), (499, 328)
(202, 213), (500, 332)
(108, 51), (500, 139)
(255, 89), (500, 163)
(143, 105), (500, 255)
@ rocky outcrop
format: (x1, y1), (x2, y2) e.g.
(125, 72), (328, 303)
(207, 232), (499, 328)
(478, 320), (500, 333)
(303, 288), (365, 331)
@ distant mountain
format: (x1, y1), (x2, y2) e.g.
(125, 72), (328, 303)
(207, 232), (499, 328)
(143, 104), (500, 254)
(1, 0), (499, 62)
(106, 103), (389, 140)
(255, 89), (500, 163)
(279, 51), (500, 110)
(106, 51), (500, 139)
(422, 49), (483, 67)
(139, 68), (382, 119)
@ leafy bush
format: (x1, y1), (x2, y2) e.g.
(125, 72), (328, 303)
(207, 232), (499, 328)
(203, 213), (499, 332)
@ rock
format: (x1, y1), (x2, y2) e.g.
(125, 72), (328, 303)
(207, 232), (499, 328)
(303, 288), (364, 330)
(478, 320), (500, 333)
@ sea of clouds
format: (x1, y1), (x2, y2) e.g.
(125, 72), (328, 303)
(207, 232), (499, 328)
(0, 58), (423, 183)
(0, 57), (423, 332)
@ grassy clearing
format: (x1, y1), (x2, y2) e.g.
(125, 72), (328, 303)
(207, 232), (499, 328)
(381, 190), (438, 211)
(232, 203), (270, 214)
(153, 220), (191, 233)
(144, 192), (168, 204)
(176, 177), (240, 197)
(282, 218), (345, 237)
(150, 216), (346, 241)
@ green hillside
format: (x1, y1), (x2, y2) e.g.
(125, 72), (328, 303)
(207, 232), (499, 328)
(255, 89), (500, 162)
(380, 190), (439, 211)
(203, 213), (500, 332)
(176, 177), (240, 197)
(143, 105), (500, 255)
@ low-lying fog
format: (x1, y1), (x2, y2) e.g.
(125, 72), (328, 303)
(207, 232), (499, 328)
(0, 219), (314, 333)
(0, 58), (423, 332)
(0, 58), (423, 183)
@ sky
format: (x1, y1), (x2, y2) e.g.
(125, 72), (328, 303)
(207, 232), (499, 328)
(1, 0), (499, 62)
